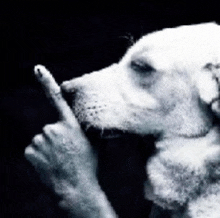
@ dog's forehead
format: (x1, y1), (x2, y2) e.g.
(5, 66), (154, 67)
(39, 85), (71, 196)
(122, 23), (220, 70)
(140, 23), (220, 48)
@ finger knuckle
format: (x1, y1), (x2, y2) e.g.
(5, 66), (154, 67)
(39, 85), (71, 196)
(63, 120), (80, 130)
(32, 134), (44, 145)
(48, 91), (62, 103)
(53, 91), (62, 98)
(43, 123), (65, 138)
(43, 124), (54, 135)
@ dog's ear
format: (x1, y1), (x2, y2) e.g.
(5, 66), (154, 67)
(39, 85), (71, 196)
(195, 63), (220, 105)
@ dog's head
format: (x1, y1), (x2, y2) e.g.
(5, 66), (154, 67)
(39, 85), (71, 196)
(62, 23), (220, 139)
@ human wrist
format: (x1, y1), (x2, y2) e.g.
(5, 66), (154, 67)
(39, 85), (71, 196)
(56, 179), (117, 218)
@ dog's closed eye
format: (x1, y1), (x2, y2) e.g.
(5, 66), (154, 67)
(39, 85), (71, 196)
(130, 59), (156, 74)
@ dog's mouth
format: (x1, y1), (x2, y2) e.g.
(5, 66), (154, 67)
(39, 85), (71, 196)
(80, 123), (127, 139)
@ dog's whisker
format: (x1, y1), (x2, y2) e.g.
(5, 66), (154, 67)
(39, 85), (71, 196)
(100, 128), (105, 138)
(85, 124), (92, 132)
(119, 33), (135, 46)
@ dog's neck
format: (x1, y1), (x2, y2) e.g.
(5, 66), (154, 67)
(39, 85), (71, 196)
(155, 125), (220, 151)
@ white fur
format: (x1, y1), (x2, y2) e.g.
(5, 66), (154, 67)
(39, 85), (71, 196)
(61, 23), (220, 217)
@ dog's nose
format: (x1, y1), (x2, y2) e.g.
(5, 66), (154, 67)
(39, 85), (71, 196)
(61, 64), (119, 93)
(61, 80), (76, 93)
(60, 81), (76, 109)
(61, 78), (83, 109)
(61, 73), (94, 93)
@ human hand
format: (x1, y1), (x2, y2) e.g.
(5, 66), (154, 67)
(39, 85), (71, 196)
(25, 65), (97, 188)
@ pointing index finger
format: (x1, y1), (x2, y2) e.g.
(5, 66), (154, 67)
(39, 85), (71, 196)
(34, 65), (78, 125)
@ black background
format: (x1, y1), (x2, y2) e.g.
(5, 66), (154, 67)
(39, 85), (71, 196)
(1, 0), (220, 217)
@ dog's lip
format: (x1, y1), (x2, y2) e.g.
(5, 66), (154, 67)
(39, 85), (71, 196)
(80, 123), (126, 139)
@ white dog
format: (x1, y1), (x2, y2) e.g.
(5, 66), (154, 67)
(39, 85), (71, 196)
(25, 23), (220, 218)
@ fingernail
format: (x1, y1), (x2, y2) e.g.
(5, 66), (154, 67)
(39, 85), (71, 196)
(36, 68), (43, 78)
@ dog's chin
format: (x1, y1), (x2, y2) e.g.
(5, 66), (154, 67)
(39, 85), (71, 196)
(80, 123), (127, 139)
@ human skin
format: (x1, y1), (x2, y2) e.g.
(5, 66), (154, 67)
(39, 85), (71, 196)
(25, 65), (117, 218)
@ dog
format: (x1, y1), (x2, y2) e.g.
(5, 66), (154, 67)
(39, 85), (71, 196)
(25, 23), (220, 218)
